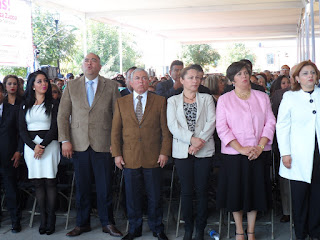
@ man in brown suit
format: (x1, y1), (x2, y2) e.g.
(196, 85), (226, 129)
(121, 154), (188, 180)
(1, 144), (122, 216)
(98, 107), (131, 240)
(111, 68), (172, 240)
(57, 53), (122, 237)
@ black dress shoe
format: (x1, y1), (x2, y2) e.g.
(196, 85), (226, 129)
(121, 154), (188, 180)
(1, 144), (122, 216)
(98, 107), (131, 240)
(122, 232), (142, 240)
(153, 231), (169, 240)
(102, 224), (123, 237)
(39, 227), (46, 235)
(194, 231), (204, 240)
(11, 224), (21, 233)
(280, 215), (290, 222)
(46, 227), (55, 235)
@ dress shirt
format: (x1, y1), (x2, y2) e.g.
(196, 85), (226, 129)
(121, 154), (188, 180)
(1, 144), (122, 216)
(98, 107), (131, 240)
(133, 91), (148, 113)
(85, 76), (98, 96)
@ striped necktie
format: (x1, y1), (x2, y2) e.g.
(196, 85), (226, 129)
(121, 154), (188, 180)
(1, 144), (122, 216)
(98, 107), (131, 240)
(135, 95), (143, 122)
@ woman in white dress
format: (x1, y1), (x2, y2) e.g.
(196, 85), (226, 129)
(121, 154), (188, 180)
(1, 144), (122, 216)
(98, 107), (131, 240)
(19, 70), (60, 235)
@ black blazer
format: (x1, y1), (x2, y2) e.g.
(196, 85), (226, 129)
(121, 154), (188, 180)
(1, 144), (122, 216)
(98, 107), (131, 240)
(0, 102), (22, 168)
(120, 88), (131, 97)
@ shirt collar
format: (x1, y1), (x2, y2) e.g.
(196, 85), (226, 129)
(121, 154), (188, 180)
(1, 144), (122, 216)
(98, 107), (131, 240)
(133, 90), (148, 99)
(85, 76), (98, 84)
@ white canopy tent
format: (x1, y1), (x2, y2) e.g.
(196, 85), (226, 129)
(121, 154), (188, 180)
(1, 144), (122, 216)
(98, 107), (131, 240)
(33, 0), (319, 69)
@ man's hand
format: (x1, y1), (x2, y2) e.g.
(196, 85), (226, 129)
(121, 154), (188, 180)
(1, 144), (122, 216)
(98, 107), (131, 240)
(115, 156), (125, 170)
(34, 144), (45, 159)
(157, 154), (168, 168)
(11, 152), (21, 168)
(62, 142), (73, 159)
(282, 155), (292, 169)
(190, 137), (205, 150)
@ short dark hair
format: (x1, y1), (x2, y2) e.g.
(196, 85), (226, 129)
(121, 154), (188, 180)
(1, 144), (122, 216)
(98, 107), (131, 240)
(292, 60), (320, 91)
(227, 61), (252, 82)
(240, 59), (253, 70)
(170, 60), (184, 71)
(0, 82), (4, 92)
(180, 65), (201, 80)
(189, 64), (204, 73)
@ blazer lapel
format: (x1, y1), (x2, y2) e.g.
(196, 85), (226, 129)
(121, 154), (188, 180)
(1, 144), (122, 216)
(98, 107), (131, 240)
(128, 94), (139, 125)
(178, 92), (189, 128)
(79, 77), (90, 109)
(140, 92), (154, 124)
(196, 92), (204, 122)
(90, 76), (106, 109)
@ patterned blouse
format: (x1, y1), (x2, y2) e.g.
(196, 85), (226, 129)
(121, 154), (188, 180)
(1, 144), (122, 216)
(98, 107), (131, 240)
(183, 102), (197, 132)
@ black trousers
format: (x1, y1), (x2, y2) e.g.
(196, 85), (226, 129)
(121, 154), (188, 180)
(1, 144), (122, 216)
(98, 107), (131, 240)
(291, 137), (320, 239)
(123, 167), (163, 234)
(73, 147), (114, 227)
(0, 166), (21, 228)
(175, 156), (212, 233)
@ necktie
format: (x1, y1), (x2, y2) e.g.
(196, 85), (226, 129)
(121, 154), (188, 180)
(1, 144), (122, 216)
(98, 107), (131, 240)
(136, 95), (143, 122)
(87, 81), (94, 107)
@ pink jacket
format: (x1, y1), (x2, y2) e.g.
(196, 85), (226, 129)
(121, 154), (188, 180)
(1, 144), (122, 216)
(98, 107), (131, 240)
(216, 90), (276, 155)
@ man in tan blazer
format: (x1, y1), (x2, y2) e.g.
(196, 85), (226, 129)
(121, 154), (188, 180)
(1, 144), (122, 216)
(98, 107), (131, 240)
(111, 68), (172, 240)
(57, 53), (122, 237)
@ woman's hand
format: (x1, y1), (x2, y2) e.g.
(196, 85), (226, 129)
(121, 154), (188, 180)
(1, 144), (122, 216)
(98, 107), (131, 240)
(282, 155), (292, 169)
(188, 145), (199, 155)
(190, 137), (205, 150)
(247, 146), (263, 160)
(34, 144), (45, 159)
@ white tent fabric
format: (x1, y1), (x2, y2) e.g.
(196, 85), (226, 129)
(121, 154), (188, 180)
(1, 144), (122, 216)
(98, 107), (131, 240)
(33, 0), (318, 43)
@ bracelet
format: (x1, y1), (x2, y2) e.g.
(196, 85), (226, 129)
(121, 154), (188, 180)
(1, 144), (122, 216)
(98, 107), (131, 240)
(258, 144), (265, 150)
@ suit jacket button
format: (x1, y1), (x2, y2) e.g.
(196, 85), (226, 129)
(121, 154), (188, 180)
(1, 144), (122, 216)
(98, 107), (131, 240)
(313, 110), (316, 114)
(310, 99), (313, 103)
(139, 138), (142, 141)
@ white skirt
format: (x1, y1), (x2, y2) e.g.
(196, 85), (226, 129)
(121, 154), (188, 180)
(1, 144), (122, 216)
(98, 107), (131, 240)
(24, 135), (60, 179)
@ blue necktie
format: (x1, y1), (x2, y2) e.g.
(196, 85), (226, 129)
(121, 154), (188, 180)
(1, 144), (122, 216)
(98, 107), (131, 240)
(87, 81), (94, 107)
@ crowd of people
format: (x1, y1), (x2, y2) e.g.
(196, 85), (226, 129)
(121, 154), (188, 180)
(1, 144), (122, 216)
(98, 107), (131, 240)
(0, 53), (320, 240)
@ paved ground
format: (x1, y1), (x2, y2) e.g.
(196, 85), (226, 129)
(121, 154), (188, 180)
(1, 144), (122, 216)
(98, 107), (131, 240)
(0, 208), (294, 240)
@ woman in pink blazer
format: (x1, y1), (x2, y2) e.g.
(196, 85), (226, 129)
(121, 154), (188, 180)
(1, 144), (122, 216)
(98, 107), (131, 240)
(216, 61), (276, 240)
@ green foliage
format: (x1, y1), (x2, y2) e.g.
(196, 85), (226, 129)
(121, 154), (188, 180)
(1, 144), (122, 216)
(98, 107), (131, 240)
(32, 8), (79, 67)
(219, 43), (256, 72)
(0, 66), (27, 79)
(86, 20), (142, 77)
(181, 44), (220, 71)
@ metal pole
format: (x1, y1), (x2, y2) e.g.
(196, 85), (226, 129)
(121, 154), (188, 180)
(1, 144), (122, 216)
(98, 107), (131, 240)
(305, 8), (310, 60)
(302, 21), (305, 61)
(55, 19), (60, 75)
(119, 26), (123, 74)
(297, 28), (300, 62)
(310, 0), (315, 62)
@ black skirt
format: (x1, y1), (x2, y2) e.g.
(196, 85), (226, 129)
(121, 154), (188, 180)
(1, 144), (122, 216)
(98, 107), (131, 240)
(217, 151), (272, 212)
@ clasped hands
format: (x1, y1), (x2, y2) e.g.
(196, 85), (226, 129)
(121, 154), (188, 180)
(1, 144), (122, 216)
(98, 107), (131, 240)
(34, 144), (45, 159)
(188, 137), (205, 156)
(240, 146), (263, 161)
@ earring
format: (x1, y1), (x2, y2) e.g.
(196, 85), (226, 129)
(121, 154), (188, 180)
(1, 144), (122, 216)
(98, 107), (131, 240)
(33, 88), (35, 90)
(297, 80), (300, 83)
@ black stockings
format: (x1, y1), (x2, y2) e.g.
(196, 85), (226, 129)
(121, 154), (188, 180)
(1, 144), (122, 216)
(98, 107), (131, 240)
(33, 178), (57, 229)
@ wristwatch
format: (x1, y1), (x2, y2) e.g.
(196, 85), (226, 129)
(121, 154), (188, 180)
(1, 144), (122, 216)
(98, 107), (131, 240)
(258, 144), (265, 150)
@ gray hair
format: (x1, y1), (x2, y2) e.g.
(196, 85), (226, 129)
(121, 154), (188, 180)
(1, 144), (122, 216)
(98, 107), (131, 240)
(130, 68), (149, 82)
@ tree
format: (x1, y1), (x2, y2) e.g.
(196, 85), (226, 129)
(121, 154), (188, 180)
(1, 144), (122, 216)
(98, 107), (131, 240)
(32, 7), (80, 67)
(181, 44), (220, 71)
(86, 20), (142, 77)
(219, 43), (256, 72)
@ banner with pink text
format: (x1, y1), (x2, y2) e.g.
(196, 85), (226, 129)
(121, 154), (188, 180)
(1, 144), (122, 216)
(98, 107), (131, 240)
(0, 0), (33, 67)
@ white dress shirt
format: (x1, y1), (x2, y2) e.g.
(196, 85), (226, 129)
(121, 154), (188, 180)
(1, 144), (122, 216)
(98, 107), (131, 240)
(133, 91), (148, 113)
